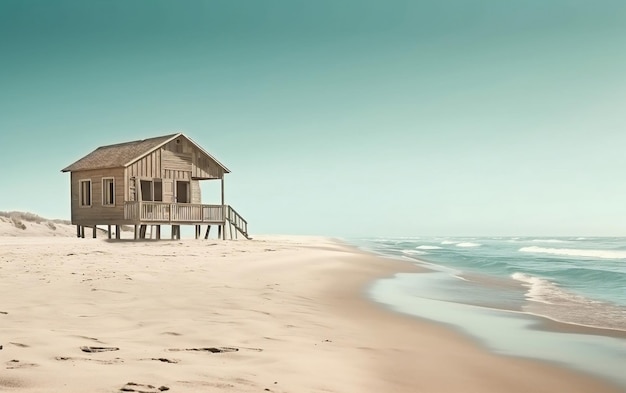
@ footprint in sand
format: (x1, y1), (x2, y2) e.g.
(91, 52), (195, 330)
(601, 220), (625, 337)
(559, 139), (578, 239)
(120, 382), (169, 392)
(5, 360), (38, 369)
(80, 346), (119, 353)
(140, 358), (179, 364)
(168, 347), (239, 353)
(55, 356), (123, 365)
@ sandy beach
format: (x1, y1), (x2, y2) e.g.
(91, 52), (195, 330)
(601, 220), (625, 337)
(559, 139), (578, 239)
(0, 234), (622, 393)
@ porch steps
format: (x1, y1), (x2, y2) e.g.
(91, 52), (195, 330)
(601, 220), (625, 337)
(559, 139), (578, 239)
(225, 206), (251, 240)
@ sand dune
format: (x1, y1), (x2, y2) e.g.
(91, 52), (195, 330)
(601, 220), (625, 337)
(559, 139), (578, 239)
(0, 212), (76, 237)
(0, 215), (621, 392)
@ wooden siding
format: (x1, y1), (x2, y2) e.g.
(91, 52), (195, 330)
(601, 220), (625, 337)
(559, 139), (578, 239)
(192, 150), (224, 179)
(127, 148), (162, 179)
(162, 169), (190, 180)
(163, 179), (174, 203)
(191, 180), (201, 204)
(70, 168), (126, 225)
(162, 149), (192, 172)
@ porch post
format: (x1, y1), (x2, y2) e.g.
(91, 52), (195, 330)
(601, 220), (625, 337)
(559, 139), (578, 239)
(221, 177), (226, 240)
(221, 177), (225, 206)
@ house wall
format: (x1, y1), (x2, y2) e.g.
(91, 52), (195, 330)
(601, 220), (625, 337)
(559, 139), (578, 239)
(192, 151), (224, 179)
(124, 136), (220, 204)
(70, 168), (126, 225)
(127, 148), (161, 179)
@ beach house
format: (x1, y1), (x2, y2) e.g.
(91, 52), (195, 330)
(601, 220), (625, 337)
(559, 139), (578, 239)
(61, 133), (249, 240)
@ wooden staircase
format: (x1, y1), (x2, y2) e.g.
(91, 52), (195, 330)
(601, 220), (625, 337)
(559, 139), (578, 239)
(225, 205), (251, 239)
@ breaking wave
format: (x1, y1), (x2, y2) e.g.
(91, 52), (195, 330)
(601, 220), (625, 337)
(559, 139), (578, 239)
(519, 246), (626, 260)
(530, 239), (571, 243)
(401, 249), (427, 255)
(416, 245), (442, 250)
(511, 272), (626, 330)
(456, 242), (481, 248)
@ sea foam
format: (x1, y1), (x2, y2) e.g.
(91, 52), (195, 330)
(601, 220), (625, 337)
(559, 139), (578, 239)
(511, 272), (562, 304)
(511, 272), (626, 330)
(402, 249), (427, 255)
(519, 246), (626, 260)
(416, 245), (442, 250)
(456, 242), (481, 247)
(530, 239), (571, 243)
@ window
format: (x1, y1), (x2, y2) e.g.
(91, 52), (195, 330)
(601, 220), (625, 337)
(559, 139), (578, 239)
(79, 180), (92, 207)
(139, 179), (163, 202)
(140, 180), (153, 201)
(102, 178), (115, 206)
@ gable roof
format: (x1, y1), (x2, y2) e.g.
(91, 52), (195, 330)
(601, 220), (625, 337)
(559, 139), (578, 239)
(61, 133), (230, 173)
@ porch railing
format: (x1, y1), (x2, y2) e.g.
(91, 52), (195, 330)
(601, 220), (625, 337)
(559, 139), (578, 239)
(124, 201), (225, 223)
(225, 205), (248, 237)
(124, 201), (250, 239)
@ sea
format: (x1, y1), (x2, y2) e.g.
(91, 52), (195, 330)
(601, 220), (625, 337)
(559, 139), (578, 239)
(352, 236), (626, 388)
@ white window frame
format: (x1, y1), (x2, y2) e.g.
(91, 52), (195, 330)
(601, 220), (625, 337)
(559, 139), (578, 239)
(102, 177), (115, 207)
(79, 179), (92, 207)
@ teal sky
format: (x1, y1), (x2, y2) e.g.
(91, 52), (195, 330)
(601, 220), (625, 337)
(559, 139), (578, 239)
(1, 0), (625, 236)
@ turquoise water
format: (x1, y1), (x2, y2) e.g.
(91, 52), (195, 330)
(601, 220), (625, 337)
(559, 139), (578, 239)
(353, 237), (626, 388)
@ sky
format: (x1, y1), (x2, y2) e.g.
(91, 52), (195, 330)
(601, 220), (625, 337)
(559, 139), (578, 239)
(1, 0), (625, 237)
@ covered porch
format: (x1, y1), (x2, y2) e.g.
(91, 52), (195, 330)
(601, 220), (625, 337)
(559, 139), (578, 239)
(123, 201), (249, 240)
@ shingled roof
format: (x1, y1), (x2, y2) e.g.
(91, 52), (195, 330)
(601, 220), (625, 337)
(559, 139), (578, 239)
(61, 133), (230, 174)
(61, 134), (179, 172)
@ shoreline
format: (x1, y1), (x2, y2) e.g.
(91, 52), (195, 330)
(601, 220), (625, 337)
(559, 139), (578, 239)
(0, 235), (622, 392)
(354, 239), (626, 339)
(350, 239), (626, 388)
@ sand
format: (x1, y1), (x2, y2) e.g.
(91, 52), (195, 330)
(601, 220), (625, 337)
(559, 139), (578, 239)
(0, 234), (622, 393)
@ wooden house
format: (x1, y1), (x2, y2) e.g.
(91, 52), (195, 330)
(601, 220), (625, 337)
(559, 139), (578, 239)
(61, 133), (249, 240)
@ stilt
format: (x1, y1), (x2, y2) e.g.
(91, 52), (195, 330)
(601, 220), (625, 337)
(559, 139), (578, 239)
(139, 225), (147, 239)
(115, 225), (121, 240)
(218, 225), (222, 240)
(107, 225), (111, 239)
(204, 225), (211, 240)
(156, 225), (161, 240)
(134, 225), (138, 240)
(80, 226), (85, 239)
(195, 225), (200, 239)
(76, 225), (81, 238)
(92, 225), (97, 238)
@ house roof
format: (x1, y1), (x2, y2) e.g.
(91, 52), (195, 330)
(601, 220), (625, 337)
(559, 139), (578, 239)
(61, 133), (230, 173)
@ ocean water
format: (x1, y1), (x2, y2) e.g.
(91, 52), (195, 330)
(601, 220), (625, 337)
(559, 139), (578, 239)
(353, 237), (626, 388)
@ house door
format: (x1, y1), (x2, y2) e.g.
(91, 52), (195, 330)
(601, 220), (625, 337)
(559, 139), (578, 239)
(176, 181), (190, 203)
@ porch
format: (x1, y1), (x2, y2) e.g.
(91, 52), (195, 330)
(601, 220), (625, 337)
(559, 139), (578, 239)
(123, 201), (249, 239)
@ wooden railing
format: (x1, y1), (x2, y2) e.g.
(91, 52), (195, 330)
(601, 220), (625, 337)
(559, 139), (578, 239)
(124, 201), (224, 223)
(225, 205), (248, 237)
(124, 201), (250, 239)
